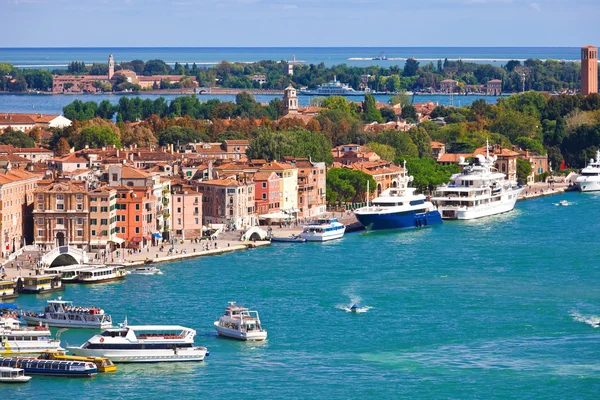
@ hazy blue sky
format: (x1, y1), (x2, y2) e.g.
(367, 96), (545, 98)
(3, 0), (598, 47)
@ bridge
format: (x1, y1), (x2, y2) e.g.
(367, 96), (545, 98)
(241, 227), (269, 242)
(41, 246), (89, 267)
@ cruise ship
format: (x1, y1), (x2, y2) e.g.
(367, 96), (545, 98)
(299, 76), (367, 96)
(431, 151), (522, 220)
(575, 150), (600, 192)
(67, 321), (208, 363)
(354, 165), (442, 231)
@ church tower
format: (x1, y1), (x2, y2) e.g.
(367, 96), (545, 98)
(108, 54), (115, 80)
(282, 85), (298, 115)
(581, 45), (598, 95)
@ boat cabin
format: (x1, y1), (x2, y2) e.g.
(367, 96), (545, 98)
(0, 281), (17, 300)
(0, 366), (28, 379)
(18, 275), (63, 294)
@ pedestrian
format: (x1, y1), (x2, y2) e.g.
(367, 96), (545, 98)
(16, 263), (21, 271)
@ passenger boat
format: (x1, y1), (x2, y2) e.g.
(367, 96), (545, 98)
(300, 76), (367, 96)
(0, 358), (97, 377)
(78, 266), (127, 284)
(128, 267), (163, 275)
(38, 350), (116, 372)
(0, 281), (17, 300)
(576, 150), (600, 192)
(0, 366), (31, 383)
(354, 163), (442, 230)
(0, 316), (62, 355)
(21, 298), (113, 329)
(46, 265), (96, 283)
(270, 235), (306, 243)
(214, 302), (267, 341)
(300, 218), (346, 242)
(67, 321), (208, 362)
(431, 148), (522, 220)
(16, 274), (63, 294)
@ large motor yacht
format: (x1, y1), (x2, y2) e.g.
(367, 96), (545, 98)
(300, 218), (346, 242)
(0, 315), (62, 355)
(299, 76), (367, 96)
(214, 302), (267, 341)
(354, 163), (442, 230)
(67, 321), (208, 363)
(431, 151), (522, 220)
(576, 150), (600, 192)
(21, 298), (113, 329)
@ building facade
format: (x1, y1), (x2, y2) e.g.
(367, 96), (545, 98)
(88, 186), (120, 253)
(581, 45), (598, 96)
(115, 187), (157, 249)
(259, 162), (298, 213)
(171, 188), (203, 239)
(254, 171), (280, 215)
(197, 178), (256, 228)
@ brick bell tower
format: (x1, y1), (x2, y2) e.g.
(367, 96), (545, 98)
(581, 45), (598, 95)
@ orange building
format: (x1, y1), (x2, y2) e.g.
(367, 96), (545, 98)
(581, 45), (598, 96)
(115, 187), (157, 249)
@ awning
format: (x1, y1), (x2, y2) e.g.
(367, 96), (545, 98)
(143, 235), (152, 241)
(109, 237), (125, 244)
(131, 237), (143, 243)
(0, 303), (18, 310)
(152, 232), (163, 239)
(259, 211), (292, 220)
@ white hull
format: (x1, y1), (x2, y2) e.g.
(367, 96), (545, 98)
(437, 190), (521, 220)
(576, 179), (600, 192)
(67, 347), (207, 363)
(22, 316), (111, 329)
(0, 342), (63, 355)
(214, 322), (267, 341)
(0, 376), (31, 383)
(300, 228), (345, 242)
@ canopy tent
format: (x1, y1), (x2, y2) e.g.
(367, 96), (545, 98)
(259, 211), (292, 220)
(0, 303), (18, 309)
(152, 232), (162, 239)
(109, 237), (125, 244)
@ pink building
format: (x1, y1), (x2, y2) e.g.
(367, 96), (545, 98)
(254, 171), (280, 215)
(171, 186), (203, 239)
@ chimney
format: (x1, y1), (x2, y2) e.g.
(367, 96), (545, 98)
(116, 149), (119, 157)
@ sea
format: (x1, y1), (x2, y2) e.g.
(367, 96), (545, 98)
(2, 191), (600, 399)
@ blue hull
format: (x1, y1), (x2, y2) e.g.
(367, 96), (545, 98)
(355, 210), (442, 231)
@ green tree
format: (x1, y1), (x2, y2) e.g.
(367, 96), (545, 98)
(405, 157), (460, 192)
(403, 58), (420, 77)
(63, 100), (98, 121)
(389, 92), (410, 107)
(401, 104), (418, 122)
(364, 142), (396, 161)
(322, 96), (357, 115)
(97, 100), (116, 120)
(326, 168), (376, 205)
(158, 126), (208, 146)
(407, 126), (432, 157)
(143, 59), (170, 76)
(372, 130), (419, 159)
(362, 93), (383, 123)
(516, 158), (532, 185)
(77, 126), (121, 149)
(489, 109), (541, 142)
(246, 129), (294, 161)
(0, 130), (35, 147)
(121, 125), (158, 148)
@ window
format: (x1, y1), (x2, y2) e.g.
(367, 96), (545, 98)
(262, 193), (266, 200)
(37, 229), (43, 237)
(112, 173), (118, 182)
(38, 203), (43, 210)
(229, 197), (233, 204)
(37, 194), (44, 201)
(56, 218), (64, 225)
(76, 203), (83, 211)
(195, 218), (199, 224)
(262, 182), (267, 188)
(229, 209), (234, 216)
(76, 194), (83, 200)
(91, 230), (96, 236)
(135, 215), (140, 222)
(76, 230), (83, 237)
(76, 218), (83, 225)
(56, 204), (64, 210)
(90, 206), (97, 212)
(101, 219), (108, 225)
(122, 215), (126, 222)
(135, 227), (140, 234)
(194, 207), (198, 214)
(102, 197), (108, 202)
(91, 197), (97, 202)
(56, 194), (64, 200)
(135, 204), (140, 210)
(37, 218), (43, 225)
(178, 218), (182, 224)
(121, 227), (126, 234)
(90, 219), (97, 225)
(100, 206), (108, 213)
(177, 208), (181, 213)
(177, 198), (181, 203)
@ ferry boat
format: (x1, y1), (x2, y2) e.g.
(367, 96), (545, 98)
(21, 298), (113, 329)
(78, 266), (127, 284)
(16, 274), (63, 294)
(575, 150), (600, 192)
(354, 164), (442, 231)
(38, 350), (116, 372)
(46, 265), (96, 283)
(299, 76), (367, 96)
(0, 366), (31, 383)
(67, 321), (208, 363)
(0, 281), (17, 300)
(431, 151), (523, 220)
(214, 302), (267, 341)
(0, 316), (63, 355)
(128, 266), (163, 275)
(0, 358), (97, 377)
(300, 218), (346, 242)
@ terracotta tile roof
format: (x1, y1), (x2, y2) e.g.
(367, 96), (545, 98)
(430, 141), (445, 149)
(0, 114), (35, 125)
(0, 153), (30, 163)
(121, 166), (150, 179)
(200, 178), (246, 187)
(260, 161), (295, 171)
(20, 114), (62, 123)
(51, 153), (88, 163)
(437, 153), (471, 163)
(35, 181), (87, 193)
(13, 147), (54, 153)
(223, 140), (249, 145)
(0, 169), (42, 185)
(0, 145), (16, 153)
(473, 146), (520, 157)
(254, 171), (278, 181)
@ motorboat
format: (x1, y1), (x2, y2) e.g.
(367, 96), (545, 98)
(0, 316), (63, 355)
(21, 298), (112, 329)
(350, 304), (364, 313)
(0, 366), (31, 383)
(300, 218), (346, 242)
(300, 76), (367, 96)
(128, 267), (163, 275)
(0, 282), (17, 301)
(558, 200), (569, 206)
(67, 320), (208, 362)
(270, 235), (306, 243)
(354, 162), (442, 230)
(214, 302), (267, 341)
(0, 358), (97, 377)
(78, 266), (127, 284)
(575, 150), (600, 192)
(16, 275), (63, 294)
(46, 265), (97, 283)
(38, 350), (116, 373)
(431, 145), (522, 220)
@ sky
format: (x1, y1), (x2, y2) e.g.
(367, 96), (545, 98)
(2, 0), (599, 47)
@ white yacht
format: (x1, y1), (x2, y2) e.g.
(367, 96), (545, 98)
(300, 218), (346, 242)
(67, 321), (208, 363)
(0, 367), (31, 383)
(575, 150), (600, 192)
(354, 163), (442, 230)
(0, 317), (62, 355)
(21, 298), (113, 329)
(214, 302), (267, 341)
(431, 151), (523, 220)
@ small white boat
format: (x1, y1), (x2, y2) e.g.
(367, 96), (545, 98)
(300, 218), (346, 242)
(128, 267), (163, 275)
(214, 302), (267, 341)
(558, 200), (569, 207)
(270, 235), (306, 243)
(0, 367), (31, 383)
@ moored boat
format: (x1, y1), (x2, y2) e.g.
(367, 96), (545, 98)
(78, 266), (127, 284)
(575, 150), (600, 192)
(300, 76), (367, 96)
(214, 302), (267, 341)
(1, 315), (63, 355)
(0, 281), (17, 300)
(300, 218), (346, 242)
(0, 366), (31, 383)
(46, 265), (97, 283)
(21, 298), (112, 329)
(16, 274), (63, 294)
(38, 350), (116, 372)
(67, 321), (208, 363)
(0, 357), (97, 377)
(270, 235), (306, 243)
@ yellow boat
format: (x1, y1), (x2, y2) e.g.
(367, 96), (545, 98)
(38, 350), (116, 372)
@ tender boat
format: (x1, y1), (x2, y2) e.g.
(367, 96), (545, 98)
(0, 366), (31, 383)
(38, 350), (116, 373)
(0, 282), (17, 301)
(214, 302), (267, 341)
(67, 321), (208, 363)
(431, 147), (523, 220)
(0, 316), (63, 355)
(300, 76), (367, 96)
(354, 162), (442, 230)
(21, 298), (112, 329)
(558, 200), (569, 207)
(0, 358), (97, 377)
(78, 266), (127, 284)
(270, 235), (307, 243)
(16, 274), (63, 294)
(300, 218), (346, 242)
(128, 267), (163, 275)
(575, 150), (600, 192)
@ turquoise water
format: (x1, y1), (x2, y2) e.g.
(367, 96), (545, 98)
(2, 191), (600, 398)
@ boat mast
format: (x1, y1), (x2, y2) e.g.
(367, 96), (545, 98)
(366, 179), (370, 208)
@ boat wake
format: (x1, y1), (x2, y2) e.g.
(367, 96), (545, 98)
(571, 311), (600, 328)
(336, 295), (372, 313)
